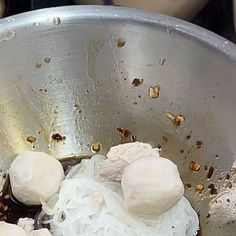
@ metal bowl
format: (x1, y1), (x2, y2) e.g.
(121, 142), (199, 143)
(0, 6), (236, 235)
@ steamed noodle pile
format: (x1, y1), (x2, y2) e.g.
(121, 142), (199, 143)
(42, 155), (199, 236)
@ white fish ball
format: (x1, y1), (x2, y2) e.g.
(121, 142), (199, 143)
(121, 156), (184, 218)
(9, 151), (65, 205)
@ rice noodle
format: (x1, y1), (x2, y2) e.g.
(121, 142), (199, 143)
(43, 155), (199, 236)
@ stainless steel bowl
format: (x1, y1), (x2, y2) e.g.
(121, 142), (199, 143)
(0, 6), (236, 235)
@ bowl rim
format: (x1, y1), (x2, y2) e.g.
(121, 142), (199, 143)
(0, 5), (236, 60)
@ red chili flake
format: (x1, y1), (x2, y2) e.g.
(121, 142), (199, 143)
(196, 141), (203, 149)
(117, 128), (132, 139)
(51, 133), (66, 142)
(162, 136), (168, 142)
(208, 184), (217, 195)
(132, 78), (144, 87)
(189, 161), (201, 172)
(207, 166), (214, 179)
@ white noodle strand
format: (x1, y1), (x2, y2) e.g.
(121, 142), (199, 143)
(43, 155), (199, 236)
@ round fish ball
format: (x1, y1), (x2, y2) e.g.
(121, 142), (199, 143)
(121, 156), (184, 218)
(0, 222), (28, 236)
(9, 151), (65, 205)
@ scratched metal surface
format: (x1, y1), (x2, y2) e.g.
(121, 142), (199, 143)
(0, 6), (236, 235)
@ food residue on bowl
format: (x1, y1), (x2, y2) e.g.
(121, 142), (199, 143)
(132, 78), (144, 87)
(26, 136), (37, 144)
(51, 133), (66, 142)
(116, 128), (132, 139)
(189, 161), (201, 172)
(149, 85), (160, 98)
(166, 112), (185, 126)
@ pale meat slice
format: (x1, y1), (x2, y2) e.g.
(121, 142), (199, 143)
(97, 142), (160, 182)
(107, 142), (160, 163)
(98, 158), (128, 182)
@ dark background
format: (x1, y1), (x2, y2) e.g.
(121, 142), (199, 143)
(3, 0), (236, 42)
